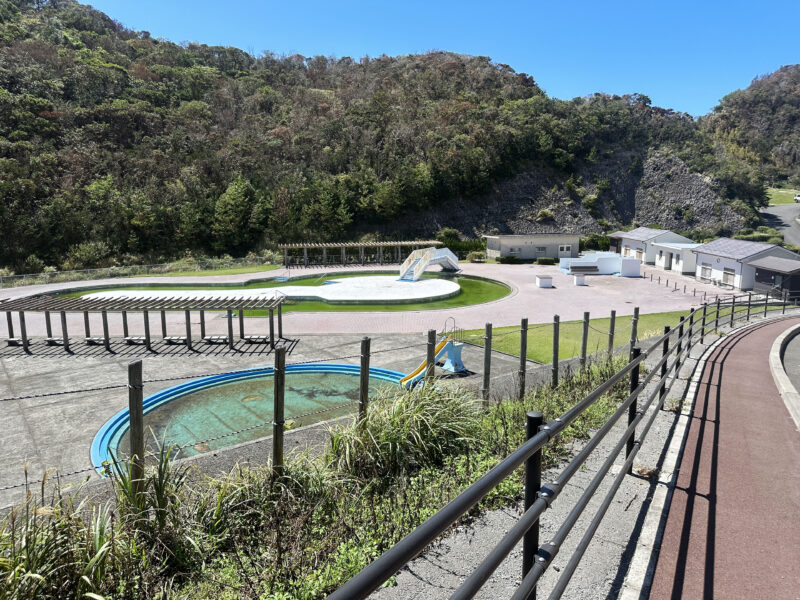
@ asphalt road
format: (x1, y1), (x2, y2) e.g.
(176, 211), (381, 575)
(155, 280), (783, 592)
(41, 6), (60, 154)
(761, 202), (800, 246)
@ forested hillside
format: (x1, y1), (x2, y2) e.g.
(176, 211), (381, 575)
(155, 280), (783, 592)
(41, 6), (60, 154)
(0, 0), (781, 272)
(702, 65), (800, 184)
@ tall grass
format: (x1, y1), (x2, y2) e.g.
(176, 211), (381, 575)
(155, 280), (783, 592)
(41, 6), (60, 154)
(0, 358), (629, 599)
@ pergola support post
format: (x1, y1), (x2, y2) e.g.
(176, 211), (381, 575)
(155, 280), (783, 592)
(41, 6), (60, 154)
(122, 310), (129, 338)
(101, 310), (110, 351)
(44, 311), (53, 341)
(60, 311), (69, 351)
(199, 310), (206, 339)
(143, 310), (151, 351)
(19, 311), (28, 352)
(277, 304), (283, 338)
(160, 310), (167, 339)
(227, 310), (234, 350)
(83, 311), (90, 339)
(185, 310), (192, 350)
(5, 311), (13, 339)
(269, 309), (275, 349)
(238, 309), (245, 340)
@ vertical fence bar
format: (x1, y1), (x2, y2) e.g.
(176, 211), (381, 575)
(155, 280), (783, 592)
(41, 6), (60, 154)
(19, 312), (28, 352)
(552, 315), (560, 387)
(185, 310), (192, 350)
(359, 337), (370, 423)
(783, 290), (788, 314)
(272, 347), (285, 476)
(143, 310), (151, 351)
(746, 293), (752, 321)
(426, 329), (437, 385)
(227, 310), (234, 350)
(715, 297), (720, 330)
(269, 309), (275, 349)
(128, 360), (145, 499)
(687, 309), (694, 355)
(659, 326), (670, 403)
(763, 292), (768, 318)
(676, 316), (685, 375)
(101, 310), (110, 351)
(518, 318), (528, 400)
(730, 296), (735, 327)
(626, 347), (641, 474)
(60, 311), (69, 351)
(629, 307), (639, 358)
(608, 310), (616, 360)
(482, 324), (492, 404)
(580, 311), (589, 369)
(523, 410), (544, 582)
(700, 303), (707, 345)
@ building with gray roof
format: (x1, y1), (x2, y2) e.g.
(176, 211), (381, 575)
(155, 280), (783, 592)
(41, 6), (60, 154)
(692, 238), (800, 290)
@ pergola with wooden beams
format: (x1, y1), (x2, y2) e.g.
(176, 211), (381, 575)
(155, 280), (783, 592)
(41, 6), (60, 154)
(0, 294), (285, 353)
(278, 241), (442, 267)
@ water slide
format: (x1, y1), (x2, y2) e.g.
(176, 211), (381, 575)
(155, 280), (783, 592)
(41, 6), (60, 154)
(400, 337), (465, 388)
(399, 247), (460, 281)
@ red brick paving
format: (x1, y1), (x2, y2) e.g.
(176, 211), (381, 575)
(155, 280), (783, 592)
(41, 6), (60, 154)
(650, 317), (800, 600)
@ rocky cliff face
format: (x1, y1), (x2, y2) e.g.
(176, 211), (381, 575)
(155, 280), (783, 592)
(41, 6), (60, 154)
(379, 150), (745, 238)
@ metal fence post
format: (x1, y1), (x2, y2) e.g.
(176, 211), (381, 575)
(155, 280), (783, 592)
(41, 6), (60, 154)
(128, 360), (145, 499)
(518, 318), (528, 400)
(676, 316), (685, 375)
(523, 410), (544, 581)
(272, 347), (285, 477)
(626, 347), (641, 474)
(482, 324), (492, 404)
(687, 309), (694, 355)
(730, 296), (736, 327)
(552, 315), (560, 387)
(580, 311), (590, 369)
(763, 293), (768, 318)
(659, 326), (670, 403)
(608, 310), (616, 360)
(426, 329), (437, 384)
(746, 293), (752, 321)
(359, 337), (370, 423)
(629, 307), (639, 359)
(700, 303), (707, 345)
(715, 297), (720, 330)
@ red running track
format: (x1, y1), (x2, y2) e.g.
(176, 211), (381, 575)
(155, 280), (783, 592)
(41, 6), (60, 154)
(650, 316), (800, 599)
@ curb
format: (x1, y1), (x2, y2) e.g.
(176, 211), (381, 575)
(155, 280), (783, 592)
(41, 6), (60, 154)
(768, 323), (800, 430)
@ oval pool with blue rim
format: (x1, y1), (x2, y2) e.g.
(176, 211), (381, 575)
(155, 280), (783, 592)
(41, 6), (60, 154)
(91, 364), (405, 471)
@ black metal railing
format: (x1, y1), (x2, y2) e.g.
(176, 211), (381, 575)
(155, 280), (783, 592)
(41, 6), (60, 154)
(328, 291), (792, 600)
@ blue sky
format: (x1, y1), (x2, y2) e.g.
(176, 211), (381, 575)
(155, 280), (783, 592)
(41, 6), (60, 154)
(88, 0), (798, 116)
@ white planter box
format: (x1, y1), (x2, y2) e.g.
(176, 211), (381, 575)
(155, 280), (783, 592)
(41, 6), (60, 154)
(536, 275), (553, 288)
(573, 275), (585, 286)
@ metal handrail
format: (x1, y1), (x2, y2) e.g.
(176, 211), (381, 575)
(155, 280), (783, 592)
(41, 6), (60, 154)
(328, 298), (785, 600)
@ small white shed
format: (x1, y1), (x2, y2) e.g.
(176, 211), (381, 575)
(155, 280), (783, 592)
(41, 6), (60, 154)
(608, 227), (693, 264)
(692, 238), (800, 290)
(652, 242), (700, 274)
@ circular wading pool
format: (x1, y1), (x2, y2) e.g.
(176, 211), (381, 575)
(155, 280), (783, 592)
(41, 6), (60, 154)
(91, 364), (404, 471)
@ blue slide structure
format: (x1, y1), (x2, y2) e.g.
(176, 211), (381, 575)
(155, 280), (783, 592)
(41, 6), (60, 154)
(400, 337), (466, 388)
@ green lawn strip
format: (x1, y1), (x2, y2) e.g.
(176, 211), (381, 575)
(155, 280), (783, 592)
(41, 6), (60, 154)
(59, 272), (510, 313)
(460, 305), (779, 362)
(767, 187), (800, 206)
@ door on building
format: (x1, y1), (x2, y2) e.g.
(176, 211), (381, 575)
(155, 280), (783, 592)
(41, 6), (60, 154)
(558, 244), (572, 258)
(665, 252), (673, 270)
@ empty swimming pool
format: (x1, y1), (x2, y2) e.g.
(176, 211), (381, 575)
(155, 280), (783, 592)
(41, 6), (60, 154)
(91, 364), (405, 470)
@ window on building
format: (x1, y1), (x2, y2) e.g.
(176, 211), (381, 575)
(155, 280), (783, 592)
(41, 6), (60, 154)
(723, 267), (735, 285)
(701, 263), (712, 279)
(536, 246), (546, 252)
(559, 245), (571, 253)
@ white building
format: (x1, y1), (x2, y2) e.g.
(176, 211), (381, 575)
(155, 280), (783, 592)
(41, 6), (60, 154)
(608, 227), (693, 264)
(692, 238), (800, 290)
(483, 234), (580, 260)
(652, 242), (701, 274)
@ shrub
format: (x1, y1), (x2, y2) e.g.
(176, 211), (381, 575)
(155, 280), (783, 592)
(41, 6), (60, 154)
(497, 256), (520, 264)
(535, 208), (555, 222)
(536, 257), (555, 265)
(466, 251), (485, 263)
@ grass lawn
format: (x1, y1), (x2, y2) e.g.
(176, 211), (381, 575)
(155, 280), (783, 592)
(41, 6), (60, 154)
(767, 187), (800, 206)
(61, 272), (510, 313)
(150, 264), (281, 277)
(460, 305), (781, 362)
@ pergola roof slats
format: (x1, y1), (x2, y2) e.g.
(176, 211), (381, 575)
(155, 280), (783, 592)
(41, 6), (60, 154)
(0, 293), (284, 313)
(278, 240), (442, 249)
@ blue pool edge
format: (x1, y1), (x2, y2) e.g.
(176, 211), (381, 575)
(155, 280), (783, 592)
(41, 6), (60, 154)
(90, 363), (406, 474)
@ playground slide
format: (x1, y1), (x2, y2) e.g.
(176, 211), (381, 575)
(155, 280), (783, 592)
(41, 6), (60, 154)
(400, 338), (451, 388)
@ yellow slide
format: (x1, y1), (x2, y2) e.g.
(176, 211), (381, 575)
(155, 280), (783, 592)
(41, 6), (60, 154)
(400, 338), (451, 388)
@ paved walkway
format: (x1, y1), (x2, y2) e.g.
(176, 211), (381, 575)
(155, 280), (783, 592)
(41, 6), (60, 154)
(1, 263), (730, 337)
(650, 317), (800, 599)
